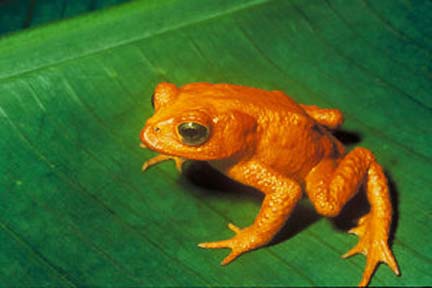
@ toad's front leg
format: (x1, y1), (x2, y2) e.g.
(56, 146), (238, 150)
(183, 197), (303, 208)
(140, 143), (185, 172)
(199, 161), (302, 264)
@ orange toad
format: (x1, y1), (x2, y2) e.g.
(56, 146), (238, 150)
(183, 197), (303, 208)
(140, 82), (399, 287)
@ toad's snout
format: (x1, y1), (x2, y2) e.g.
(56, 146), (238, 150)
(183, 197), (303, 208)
(140, 117), (177, 152)
(140, 124), (161, 149)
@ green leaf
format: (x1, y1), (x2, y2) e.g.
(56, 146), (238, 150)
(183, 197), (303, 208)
(1, 0), (431, 286)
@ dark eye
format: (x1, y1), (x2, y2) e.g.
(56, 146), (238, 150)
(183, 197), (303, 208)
(151, 93), (155, 109)
(177, 122), (209, 146)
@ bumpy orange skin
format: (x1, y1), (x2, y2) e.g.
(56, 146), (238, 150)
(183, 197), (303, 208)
(140, 82), (400, 287)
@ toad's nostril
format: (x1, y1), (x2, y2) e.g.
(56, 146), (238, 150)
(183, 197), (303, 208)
(153, 126), (161, 133)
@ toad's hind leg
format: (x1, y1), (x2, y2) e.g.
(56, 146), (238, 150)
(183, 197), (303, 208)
(305, 147), (399, 287)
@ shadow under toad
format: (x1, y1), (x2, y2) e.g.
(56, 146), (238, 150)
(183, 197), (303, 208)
(180, 161), (321, 245)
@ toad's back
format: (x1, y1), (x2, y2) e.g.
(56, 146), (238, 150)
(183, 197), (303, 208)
(180, 82), (307, 117)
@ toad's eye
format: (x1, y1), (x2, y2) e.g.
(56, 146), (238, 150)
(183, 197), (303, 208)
(177, 122), (209, 146)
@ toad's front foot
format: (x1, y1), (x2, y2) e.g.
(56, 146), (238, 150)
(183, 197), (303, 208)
(198, 223), (270, 265)
(141, 154), (185, 172)
(342, 215), (400, 287)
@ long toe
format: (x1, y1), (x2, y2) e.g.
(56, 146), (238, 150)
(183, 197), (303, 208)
(198, 240), (231, 249)
(356, 241), (400, 287)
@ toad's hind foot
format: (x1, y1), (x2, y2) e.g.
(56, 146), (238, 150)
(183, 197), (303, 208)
(198, 223), (269, 265)
(342, 215), (400, 287)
